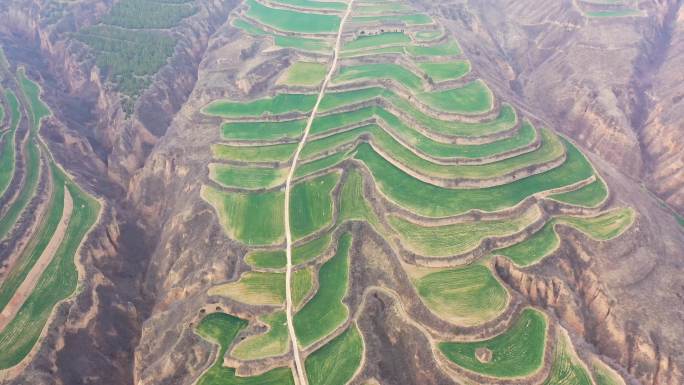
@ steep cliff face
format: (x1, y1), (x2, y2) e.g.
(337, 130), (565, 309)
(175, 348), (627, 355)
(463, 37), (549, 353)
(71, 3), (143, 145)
(639, 4), (684, 213)
(434, 0), (684, 215)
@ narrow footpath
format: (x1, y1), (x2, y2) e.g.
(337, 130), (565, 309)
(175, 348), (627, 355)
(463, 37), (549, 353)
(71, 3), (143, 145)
(283, 1), (355, 384)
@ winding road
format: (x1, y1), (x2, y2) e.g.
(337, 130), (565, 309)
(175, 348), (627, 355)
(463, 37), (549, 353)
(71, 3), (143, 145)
(283, 1), (355, 384)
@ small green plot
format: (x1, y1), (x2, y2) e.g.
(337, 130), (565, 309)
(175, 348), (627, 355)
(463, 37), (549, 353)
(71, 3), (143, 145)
(418, 60), (470, 82)
(245, 0), (340, 34)
(294, 233), (351, 347)
(0, 164), (65, 312)
(203, 93), (317, 118)
(334, 63), (423, 91)
(591, 358), (626, 385)
(414, 29), (443, 41)
(439, 308), (547, 378)
(305, 325), (364, 385)
(280, 62), (327, 87)
(338, 169), (380, 227)
(245, 234), (332, 269)
(416, 265), (507, 326)
(0, 137), (40, 240)
(231, 311), (289, 361)
(406, 41), (461, 57)
(389, 206), (540, 257)
(208, 269), (312, 307)
(212, 142), (296, 163)
(549, 178), (607, 208)
(270, 0), (346, 11)
(496, 221), (560, 267)
(290, 172), (340, 240)
(541, 329), (593, 385)
(343, 32), (411, 51)
(585, 9), (643, 18)
(351, 13), (432, 25)
(202, 186), (284, 246)
(195, 312), (295, 385)
(221, 119), (305, 141)
(0, 90), (20, 197)
(558, 207), (634, 241)
(209, 164), (287, 190)
(417, 80), (493, 115)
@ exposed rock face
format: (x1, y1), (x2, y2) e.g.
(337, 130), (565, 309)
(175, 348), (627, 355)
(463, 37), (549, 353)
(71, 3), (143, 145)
(434, 0), (684, 215)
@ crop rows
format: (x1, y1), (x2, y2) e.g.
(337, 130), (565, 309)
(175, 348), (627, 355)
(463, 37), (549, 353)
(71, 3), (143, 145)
(0, 55), (100, 371)
(193, 0), (635, 384)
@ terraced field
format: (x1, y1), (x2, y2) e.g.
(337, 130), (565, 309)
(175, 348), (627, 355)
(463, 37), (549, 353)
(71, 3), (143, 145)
(0, 57), (100, 371)
(574, 0), (645, 18)
(193, 1), (636, 384)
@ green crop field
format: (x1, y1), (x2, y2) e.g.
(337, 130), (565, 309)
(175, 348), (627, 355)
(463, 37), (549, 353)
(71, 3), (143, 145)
(300, 124), (559, 183)
(390, 206), (540, 257)
(195, 312), (295, 385)
(388, 98), (517, 138)
(221, 118), (305, 141)
(232, 18), (331, 52)
(406, 41), (461, 57)
(294, 233), (351, 347)
(209, 269), (312, 307)
(354, 137), (594, 217)
(19, 69), (51, 132)
(0, 137), (40, 240)
(338, 169), (380, 227)
(343, 32), (411, 51)
(212, 142), (297, 163)
(0, 90), (19, 197)
(414, 29), (444, 41)
(202, 186), (284, 246)
(592, 358), (626, 385)
(280, 62), (327, 86)
(418, 61), (470, 82)
(585, 9), (643, 17)
(496, 207), (634, 266)
(245, 0), (340, 34)
(0, 165), (65, 312)
(305, 325), (363, 385)
(416, 80), (492, 115)
(270, 0), (346, 11)
(351, 13), (432, 25)
(0, 172), (99, 369)
(559, 208), (634, 240)
(231, 311), (289, 360)
(246, 233), (332, 269)
(415, 264), (507, 325)
(289, 172), (340, 240)
(375, 113), (536, 160)
(209, 164), (287, 190)
(496, 221), (560, 266)
(542, 330), (593, 385)
(439, 308), (547, 378)
(334, 63), (423, 91)
(203, 93), (317, 118)
(550, 178), (607, 207)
